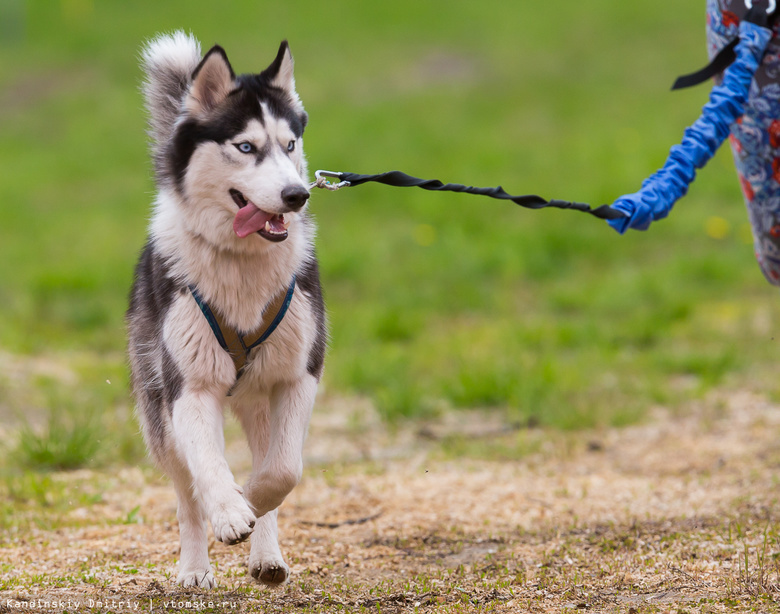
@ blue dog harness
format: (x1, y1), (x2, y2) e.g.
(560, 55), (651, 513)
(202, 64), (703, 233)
(189, 276), (296, 388)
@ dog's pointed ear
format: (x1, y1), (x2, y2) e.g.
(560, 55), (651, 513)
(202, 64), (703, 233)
(264, 41), (300, 100)
(187, 45), (235, 116)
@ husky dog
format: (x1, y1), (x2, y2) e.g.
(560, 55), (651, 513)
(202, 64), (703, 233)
(127, 32), (326, 588)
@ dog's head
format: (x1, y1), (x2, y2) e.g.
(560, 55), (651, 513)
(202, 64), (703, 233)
(168, 41), (310, 249)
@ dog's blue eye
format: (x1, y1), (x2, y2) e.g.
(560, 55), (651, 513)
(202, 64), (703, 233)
(287, 140), (295, 153)
(236, 142), (255, 154)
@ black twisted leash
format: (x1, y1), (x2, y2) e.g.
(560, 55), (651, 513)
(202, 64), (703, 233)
(310, 3), (778, 230)
(312, 170), (626, 221)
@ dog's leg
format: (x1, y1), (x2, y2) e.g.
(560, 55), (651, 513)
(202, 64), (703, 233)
(237, 375), (317, 585)
(233, 398), (288, 584)
(166, 455), (215, 588)
(171, 391), (257, 545)
(247, 509), (288, 585)
(244, 375), (316, 517)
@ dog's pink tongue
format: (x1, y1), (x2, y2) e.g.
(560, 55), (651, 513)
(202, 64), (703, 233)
(233, 202), (273, 238)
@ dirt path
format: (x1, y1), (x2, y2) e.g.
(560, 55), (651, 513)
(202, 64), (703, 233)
(3, 391), (780, 612)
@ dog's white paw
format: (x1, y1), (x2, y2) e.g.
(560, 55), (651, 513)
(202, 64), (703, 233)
(177, 568), (216, 589)
(249, 558), (289, 586)
(211, 498), (256, 545)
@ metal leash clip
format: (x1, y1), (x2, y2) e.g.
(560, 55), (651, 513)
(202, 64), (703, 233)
(312, 170), (351, 191)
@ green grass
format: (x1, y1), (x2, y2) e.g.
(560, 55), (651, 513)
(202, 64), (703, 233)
(16, 411), (101, 470)
(1, 0), (779, 467)
(0, 470), (105, 535)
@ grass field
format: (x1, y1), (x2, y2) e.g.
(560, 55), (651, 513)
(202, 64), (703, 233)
(3, 0), (780, 446)
(3, 0), (780, 611)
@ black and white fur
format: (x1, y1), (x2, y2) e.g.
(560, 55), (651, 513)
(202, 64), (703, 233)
(127, 31), (326, 589)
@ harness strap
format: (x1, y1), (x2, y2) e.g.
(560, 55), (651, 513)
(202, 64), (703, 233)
(189, 276), (296, 388)
(672, 2), (776, 90)
(672, 38), (740, 90)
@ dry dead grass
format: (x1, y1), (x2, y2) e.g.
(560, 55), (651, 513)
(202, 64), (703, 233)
(2, 390), (780, 612)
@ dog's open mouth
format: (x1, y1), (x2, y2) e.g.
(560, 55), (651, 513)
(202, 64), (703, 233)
(230, 189), (290, 242)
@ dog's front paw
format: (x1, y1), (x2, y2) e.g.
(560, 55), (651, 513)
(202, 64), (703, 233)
(250, 559), (289, 586)
(177, 568), (216, 589)
(211, 498), (256, 545)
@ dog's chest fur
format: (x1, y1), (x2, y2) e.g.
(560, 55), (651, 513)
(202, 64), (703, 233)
(131, 194), (324, 397)
(128, 214), (325, 460)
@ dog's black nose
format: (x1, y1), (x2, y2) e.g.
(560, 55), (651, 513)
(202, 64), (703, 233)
(281, 186), (309, 211)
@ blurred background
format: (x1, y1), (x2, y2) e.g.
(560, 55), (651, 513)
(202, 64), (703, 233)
(1, 0), (778, 470)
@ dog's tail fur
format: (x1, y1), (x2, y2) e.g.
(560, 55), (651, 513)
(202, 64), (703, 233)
(141, 31), (202, 172)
